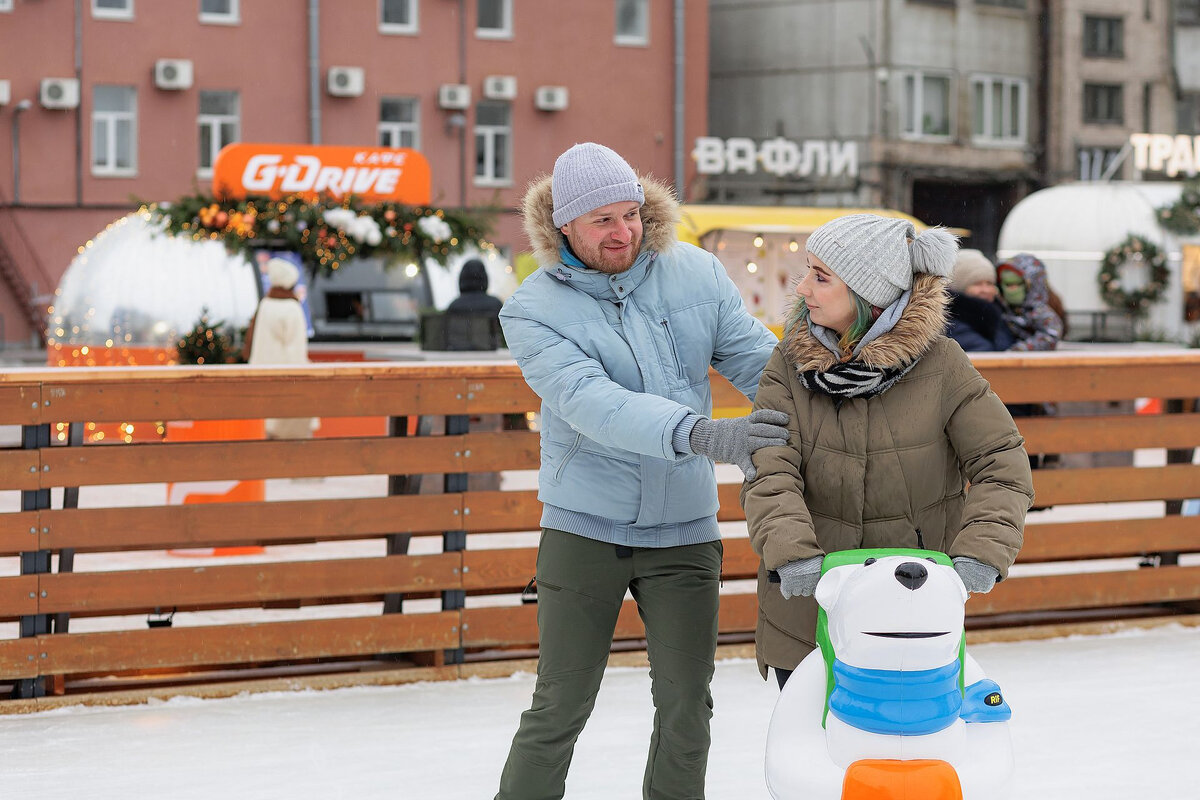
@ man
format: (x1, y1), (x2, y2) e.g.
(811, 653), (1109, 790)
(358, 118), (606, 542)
(496, 142), (787, 800)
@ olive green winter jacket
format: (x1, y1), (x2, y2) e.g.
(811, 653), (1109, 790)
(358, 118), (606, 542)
(740, 274), (1034, 678)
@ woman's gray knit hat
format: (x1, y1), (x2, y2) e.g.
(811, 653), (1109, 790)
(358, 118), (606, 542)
(805, 214), (958, 307)
(551, 143), (645, 228)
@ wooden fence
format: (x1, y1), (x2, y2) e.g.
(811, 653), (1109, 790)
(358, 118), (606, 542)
(1, 352), (1199, 705)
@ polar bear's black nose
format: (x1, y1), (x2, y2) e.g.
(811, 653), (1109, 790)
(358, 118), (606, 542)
(895, 561), (928, 590)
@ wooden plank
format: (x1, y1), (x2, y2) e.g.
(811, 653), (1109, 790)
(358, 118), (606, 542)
(463, 548), (536, 592)
(36, 612), (462, 675)
(0, 384), (42, 425)
(0, 636), (42, 679)
(1032, 464), (1200, 507)
(711, 374), (752, 410)
(967, 565), (1200, 616)
(717, 483), (747, 521)
(463, 377), (539, 414)
(36, 554), (463, 615)
(0, 512), (39, 556)
(462, 431), (541, 471)
(38, 375), (467, 422)
(1020, 516), (1200, 562)
(1015, 413), (1200, 454)
(722, 537), (760, 579)
(0, 449), (42, 491)
(0, 574), (40, 618)
(40, 495), (462, 551)
(462, 490), (543, 533)
(978, 362), (1200, 405)
(463, 600), (649, 648)
(717, 592), (759, 634)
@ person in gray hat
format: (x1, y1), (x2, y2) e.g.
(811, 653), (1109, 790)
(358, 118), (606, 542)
(740, 213), (1033, 690)
(494, 142), (786, 800)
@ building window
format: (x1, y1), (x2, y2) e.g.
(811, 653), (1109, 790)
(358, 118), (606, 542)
(198, 91), (239, 177)
(1180, 0), (1200, 25)
(0, 1), (13, 13)
(1083, 83), (1124, 124)
(380, 0), (417, 34)
(92, 0), (132, 19)
(975, 0), (1025, 8)
(379, 97), (420, 149)
(615, 0), (649, 46)
(474, 101), (511, 185)
(900, 71), (952, 138)
(477, 0), (511, 38)
(1077, 146), (1124, 181)
(1083, 16), (1124, 58)
(92, 85), (137, 176)
(200, 0), (238, 23)
(970, 75), (1027, 144)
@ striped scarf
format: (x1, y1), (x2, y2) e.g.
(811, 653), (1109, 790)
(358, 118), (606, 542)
(798, 358), (917, 400)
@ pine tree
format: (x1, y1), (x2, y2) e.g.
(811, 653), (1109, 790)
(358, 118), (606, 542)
(177, 308), (238, 365)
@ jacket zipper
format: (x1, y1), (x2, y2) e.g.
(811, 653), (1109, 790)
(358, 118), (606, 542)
(661, 319), (684, 376)
(554, 432), (584, 482)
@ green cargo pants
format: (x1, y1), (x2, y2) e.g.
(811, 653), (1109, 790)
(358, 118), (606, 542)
(495, 528), (723, 800)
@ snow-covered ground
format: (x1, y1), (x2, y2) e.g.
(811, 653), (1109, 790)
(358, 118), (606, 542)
(0, 623), (1196, 800)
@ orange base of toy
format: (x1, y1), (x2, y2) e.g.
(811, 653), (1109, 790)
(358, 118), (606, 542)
(841, 759), (962, 800)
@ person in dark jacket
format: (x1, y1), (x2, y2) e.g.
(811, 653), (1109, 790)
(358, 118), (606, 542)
(446, 258), (504, 316)
(946, 249), (1015, 352)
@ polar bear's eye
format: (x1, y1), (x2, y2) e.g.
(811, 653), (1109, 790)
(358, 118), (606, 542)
(863, 558), (877, 566)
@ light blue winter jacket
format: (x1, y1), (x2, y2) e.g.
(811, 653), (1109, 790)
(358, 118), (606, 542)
(500, 174), (777, 547)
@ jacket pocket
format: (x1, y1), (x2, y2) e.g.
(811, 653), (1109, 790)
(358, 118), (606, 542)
(661, 318), (684, 377)
(553, 432), (584, 483)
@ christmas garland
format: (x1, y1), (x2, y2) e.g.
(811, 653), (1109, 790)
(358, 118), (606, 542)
(1097, 234), (1169, 317)
(1155, 180), (1200, 236)
(145, 192), (493, 277)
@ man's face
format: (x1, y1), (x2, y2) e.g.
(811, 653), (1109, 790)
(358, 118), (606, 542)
(560, 201), (643, 274)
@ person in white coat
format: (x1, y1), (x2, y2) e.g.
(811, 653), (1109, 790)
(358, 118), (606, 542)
(246, 258), (318, 439)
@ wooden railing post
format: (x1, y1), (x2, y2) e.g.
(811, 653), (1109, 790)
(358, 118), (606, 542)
(14, 421), (50, 699)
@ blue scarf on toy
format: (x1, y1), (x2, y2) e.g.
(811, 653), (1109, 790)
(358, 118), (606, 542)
(829, 659), (962, 736)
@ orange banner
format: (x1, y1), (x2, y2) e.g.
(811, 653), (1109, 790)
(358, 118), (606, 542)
(212, 143), (431, 205)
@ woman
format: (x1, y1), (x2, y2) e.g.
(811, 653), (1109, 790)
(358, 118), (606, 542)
(946, 248), (1014, 352)
(740, 214), (1034, 688)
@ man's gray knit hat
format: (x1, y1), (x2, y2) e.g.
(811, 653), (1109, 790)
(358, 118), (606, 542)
(551, 143), (645, 228)
(806, 214), (958, 307)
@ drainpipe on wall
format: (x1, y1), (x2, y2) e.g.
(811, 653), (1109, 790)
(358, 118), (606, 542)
(308, 0), (321, 144)
(673, 0), (685, 200)
(75, 0), (83, 204)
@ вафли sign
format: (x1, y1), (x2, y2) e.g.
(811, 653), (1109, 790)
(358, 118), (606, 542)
(212, 143), (432, 204)
(692, 136), (858, 179)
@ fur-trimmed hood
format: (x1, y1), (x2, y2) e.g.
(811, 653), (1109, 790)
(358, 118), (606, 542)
(521, 173), (681, 266)
(783, 274), (950, 373)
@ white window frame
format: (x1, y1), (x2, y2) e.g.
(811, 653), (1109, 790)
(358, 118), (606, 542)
(379, 0), (418, 34)
(200, 0), (239, 25)
(92, 85), (137, 177)
(476, 0), (512, 39)
(474, 101), (512, 187)
(0, 1), (13, 14)
(615, 0), (649, 46)
(92, 0), (133, 20)
(379, 97), (421, 150)
(898, 69), (954, 141)
(970, 74), (1027, 146)
(197, 90), (240, 178)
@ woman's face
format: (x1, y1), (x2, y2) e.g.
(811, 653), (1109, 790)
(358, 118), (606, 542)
(964, 279), (998, 302)
(796, 253), (856, 334)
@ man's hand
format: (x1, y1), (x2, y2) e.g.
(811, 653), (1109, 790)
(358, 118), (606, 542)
(688, 409), (789, 480)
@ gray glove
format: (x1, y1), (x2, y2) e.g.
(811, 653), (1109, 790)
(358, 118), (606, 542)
(688, 409), (789, 481)
(777, 556), (824, 599)
(953, 557), (999, 594)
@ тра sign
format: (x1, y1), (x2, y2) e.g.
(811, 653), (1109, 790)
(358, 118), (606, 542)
(1130, 133), (1200, 178)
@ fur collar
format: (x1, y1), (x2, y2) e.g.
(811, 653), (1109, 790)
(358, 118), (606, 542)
(783, 274), (950, 373)
(521, 173), (681, 267)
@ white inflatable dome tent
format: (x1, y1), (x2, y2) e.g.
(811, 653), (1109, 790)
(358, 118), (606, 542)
(997, 181), (1196, 343)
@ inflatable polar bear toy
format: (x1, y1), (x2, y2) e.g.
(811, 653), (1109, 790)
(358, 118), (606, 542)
(765, 549), (1014, 800)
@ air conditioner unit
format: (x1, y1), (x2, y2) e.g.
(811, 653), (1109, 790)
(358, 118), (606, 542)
(483, 75), (517, 101)
(534, 86), (568, 112)
(40, 78), (80, 110)
(438, 83), (471, 110)
(154, 59), (194, 91)
(0, 80), (10, 107)
(327, 66), (365, 98)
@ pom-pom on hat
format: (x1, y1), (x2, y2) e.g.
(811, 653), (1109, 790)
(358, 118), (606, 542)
(951, 249), (997, 293)
(551, 143), (645, 228)
(805, 214), (958, 307)
(266, 257), (300, 290)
